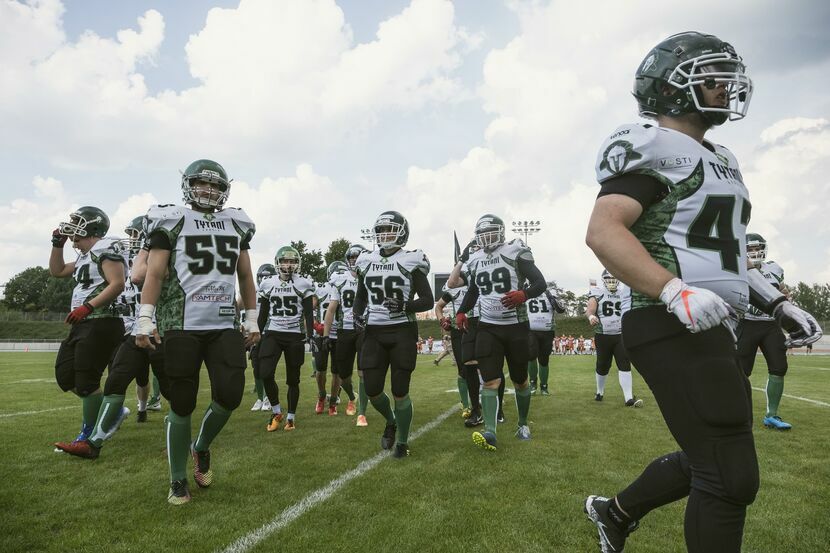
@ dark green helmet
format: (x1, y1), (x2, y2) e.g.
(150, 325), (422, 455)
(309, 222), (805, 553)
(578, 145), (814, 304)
(474, 214), (505, 250)
(344, 243), (368, 268)
(327, 261), (349, 280)
(59, 206), (110, 238)
(256, 263), (277, 285)
(746, 233), (767, 266)
(373, 211), (409, 249)
(633, 31), (753, 126)
(275, 246), (301, 277)
(124, 215), (146, 253)
(181, 159), (231, 209)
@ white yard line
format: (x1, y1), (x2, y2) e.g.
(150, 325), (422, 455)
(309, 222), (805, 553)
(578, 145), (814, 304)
(751, 387), (830, 408)
(0, 405), (75, 418)
(217, 404), (459, 553)
(0, 378), (54, 384)
(787, 365), (830, 371)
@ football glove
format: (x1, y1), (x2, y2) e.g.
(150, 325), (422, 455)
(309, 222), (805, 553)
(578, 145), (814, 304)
(307, 336), (319, 354)
(382, 297), (407, 314)
(588, 314), (599, 326)
(353, 313), (367, 332)
(313, 321), (325, 335)
(439, 317), (452, 331)
(773, 301), (823, 347)
(501, 290), (528, 308)
(322, 336), (333, 352)
(65, 302), (92, 324)
(459, 240), (476, 264)
(455, 312), (469, 332)
(659, 277), (732, 333)
(52, 228), (68, 248)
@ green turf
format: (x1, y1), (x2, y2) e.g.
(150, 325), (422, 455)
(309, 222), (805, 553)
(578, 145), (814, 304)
(0, 352), (827, 552)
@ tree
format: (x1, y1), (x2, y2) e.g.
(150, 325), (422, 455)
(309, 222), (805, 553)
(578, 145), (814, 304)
(42, 275), (76, 312)
(3, 267), (50, 311)
(324, 238), (350, 267)
(291, 240), (326, 283)
(790, 282), (830, 321)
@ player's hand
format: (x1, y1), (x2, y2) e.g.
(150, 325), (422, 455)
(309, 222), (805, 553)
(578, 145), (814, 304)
(135, 305), (160, 350)
(51, 228), (68, 248)
(313, 321), (325, 335)
(322, 336), (332, 352)
(588, 314), (599, 326)
(353, 313), (366, 332)
(659, 277), (732, 332)
(242, 316), (261, 348)
(307, 336), (319, 354)
(65, 302), (93, 324)
(774, 301), (823, 347)
(456, 312), (468, 332)
(459, 240), (475, 263)
(501, 290), (528, 308)
(382, 297), (407, 313)
(440, 317), (452, 331)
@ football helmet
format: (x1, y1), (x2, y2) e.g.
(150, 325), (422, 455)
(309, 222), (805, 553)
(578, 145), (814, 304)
(602, 270), (619, 293)
(474, 214), (505, 250)
(327, 261), (349, 280)
(746, 233), (767, 267)
(256, 263), (277, 285)
(344, 244), (368, 268)
(123, 215), (146, 254)
(373, 211), (409, 249)
(634, 31), (753, 126)
(181, 159), (231, 210)
(275, 246), (301, 277)
(59, 206), (110, 238)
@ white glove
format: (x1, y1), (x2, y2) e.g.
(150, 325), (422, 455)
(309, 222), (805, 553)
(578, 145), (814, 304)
(773, 301), (823, 347)
(588, 314), (599, 326)
(136, 304), (157, 336)
(242, 309), (259, 336)
(659, 278), (732, 333)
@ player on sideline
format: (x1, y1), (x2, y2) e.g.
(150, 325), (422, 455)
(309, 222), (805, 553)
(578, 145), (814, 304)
(527, 281), (565, 395)
(585, 270), (642, 407)
(256, 246), (316, 432)
(583, 32), (822, 552)
(456, 214), (547, 450)
(137, 159), (260, 505)
(352, 211), (433, 458)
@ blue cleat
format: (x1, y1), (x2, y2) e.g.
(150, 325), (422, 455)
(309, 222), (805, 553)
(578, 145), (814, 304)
(472, 430), (497, 451)
(763, 416), (792, 430)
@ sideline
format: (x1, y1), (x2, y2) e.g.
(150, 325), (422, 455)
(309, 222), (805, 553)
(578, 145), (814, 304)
(0, 405), (75, 419)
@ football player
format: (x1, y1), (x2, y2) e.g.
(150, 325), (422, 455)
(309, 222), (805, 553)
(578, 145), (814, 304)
(434, 281), (473, 417)
(585, 270), (642, 407)
(317, 261), (350, 415)
(456, 214), (547, 450)
(584, 33), (821, 552)
(736, 234), (792, 429)
(249, 263), (277, 411)
(527, 281), (566, 395)
(49, 207), (127, 451)
(351, 211), (433, 458)
(136, 159), (260, 505)
(256, 246), (316, 431)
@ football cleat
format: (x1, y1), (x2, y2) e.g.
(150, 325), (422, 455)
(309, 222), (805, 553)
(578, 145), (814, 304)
(464, 410), (483, 428)
(595, 393), (604, 402)
(461, 407), (472, 420)
(250, 399), (263, 411)
(530, 380), (537, 394)
(540, 386), (550, 396)
(392, 443), (410, 459)
(497, 410), (505, 424)
(137, 410), (148, 423)
(381, 423), (397, 450)
(315, 397), (325, 415)
(53, 439), (100, 459)
(356, 415), (368, 427)
(283, 419), (296, 431)
(515, 425), (531, 441)
(345, 401), (356, 416)
(328, 405), (338, 416)
(55, 423), (93, 453)
(168, 479), (191, 505)
(266, 412), (283, 432)
(625, 398), (644, 408)
(472, 430), (497, 451)
(763, 416), (792, 430)
(584, 495), (639, 553)
(261, 398), (272, 411)
(191, 446), (213, 488)
(147, 397), (162, 411)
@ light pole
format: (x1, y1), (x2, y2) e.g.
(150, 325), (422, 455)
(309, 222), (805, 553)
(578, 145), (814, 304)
(360, 228), (375, 248)
(511, 220), (541, 245)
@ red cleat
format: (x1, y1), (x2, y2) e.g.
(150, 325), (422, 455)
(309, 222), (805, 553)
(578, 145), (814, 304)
(53, 439), (100, 459)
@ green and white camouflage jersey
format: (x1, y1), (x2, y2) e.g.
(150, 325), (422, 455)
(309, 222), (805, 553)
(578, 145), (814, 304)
(744, 260), (784, 321)
(465, 239), (532, 325)
(112, 250), (140, 334)
(71, 237), (128, 319)
(527, 292), (559, 332)
(596, 123), (751, 313)
(588, 282), (631, 335)
(355, 248), (430, 326)
(146, 204), (255, 332)
(315, 281), (337, 339)
(441, 282), (479, 327)
(329, 271), (358, 331)
(258, 274), (315, 333)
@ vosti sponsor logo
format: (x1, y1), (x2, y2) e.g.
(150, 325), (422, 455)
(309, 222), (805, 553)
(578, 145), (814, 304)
(658, 156), (695, 169)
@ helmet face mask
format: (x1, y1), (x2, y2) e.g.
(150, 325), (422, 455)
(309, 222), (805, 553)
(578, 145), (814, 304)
(344, 244), (368, 269)
(746, 233), (767, 267)
(123, 216), (146, 254)
(474, 214), (505, 251)
(602, 270), (618, 293)
(275, 246), (301, 278)
(59, 206), (110, 240)
(181, 159), (231, 210)
(373, 211), (409, 250)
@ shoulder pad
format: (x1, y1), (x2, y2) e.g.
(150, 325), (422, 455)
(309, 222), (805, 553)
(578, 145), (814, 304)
(146, 204), (187, 235)
(595, 123), (658, 183)
(588, 286), (604, 299)
(764, 261), (784, 282)
(404, 249), (430, 274)
(221, 207), (256, 241)
(355, 251), (372, 276)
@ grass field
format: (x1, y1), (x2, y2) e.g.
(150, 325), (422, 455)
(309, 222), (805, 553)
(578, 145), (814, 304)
(0, 351), (827, 553)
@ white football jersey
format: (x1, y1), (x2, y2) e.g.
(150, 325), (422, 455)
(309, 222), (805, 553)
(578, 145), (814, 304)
(330, 271), (359, 331)
(259, 274), (315, 334)
(355, 248), (430, 326)
(71, 237), (128, 319)
(589, 282), (631, 335)
(316, 281), (338, 339)
(441, 282), (477, 327)
(465, 239), (532, 325)
(527, 291), (558, 332)
(596, 123), (751, 314)
(744, 260), (784, 322)
(146, 204), (255, 332)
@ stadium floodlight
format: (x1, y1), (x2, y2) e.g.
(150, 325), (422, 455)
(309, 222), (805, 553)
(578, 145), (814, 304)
(511, 220), (542, 245)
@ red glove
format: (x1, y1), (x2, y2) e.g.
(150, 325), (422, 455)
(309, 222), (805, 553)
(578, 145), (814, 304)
(455, 313), (468, 332)
(313, 321), (325, 335)
(501, 290), (528, 308)
(65, 302), (93, 324)
(439, 317), (452, 331)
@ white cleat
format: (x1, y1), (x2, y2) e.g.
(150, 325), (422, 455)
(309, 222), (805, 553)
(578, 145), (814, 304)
(250, 399), (263, 411)
(261, 398), (272, 411)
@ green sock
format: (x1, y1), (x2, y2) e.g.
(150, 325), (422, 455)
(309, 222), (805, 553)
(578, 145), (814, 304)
(166, 411), (191, 482)
(481, 388), (498, 434)
(457, 377), (470, 409)
(358, 378), (368, 415)
(194, 401), (232, 452)
(254, 378), (264, 401)
(81, 393), (103, 428)
(528, 360), (538, 383)
(515, 386), (532, 426)
(394, 395), (413, 445)
(341, 380), (355, 401)
(766, 375), (785, 417)
(151, 376), (160, 400)
(88, 394), (125, 447)
(369, 392), (396, 425)
(539, 364), (549, 388)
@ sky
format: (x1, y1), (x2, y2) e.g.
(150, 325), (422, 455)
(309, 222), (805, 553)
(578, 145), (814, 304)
(1, 0), (829, 295)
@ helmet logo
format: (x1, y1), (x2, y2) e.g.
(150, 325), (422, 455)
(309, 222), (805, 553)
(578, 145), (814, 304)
(641, 53), (657, 74)
(200, 169), (221, 179)
(600, 140), (643, 175)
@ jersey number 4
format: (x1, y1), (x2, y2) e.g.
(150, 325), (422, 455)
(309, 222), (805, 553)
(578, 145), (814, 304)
(688, 195), (750, 274)
(185, 235), (239, 275)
